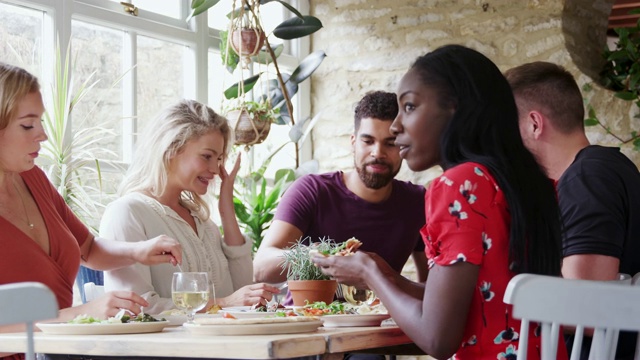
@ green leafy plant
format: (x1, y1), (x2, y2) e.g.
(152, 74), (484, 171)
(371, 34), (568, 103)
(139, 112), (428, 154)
(280, 237), (340, 281)
(589, 8), (640, 151)
(232, 144), (296, 253)
(37, 42), (122, 229)
(226, 99), (280, 124)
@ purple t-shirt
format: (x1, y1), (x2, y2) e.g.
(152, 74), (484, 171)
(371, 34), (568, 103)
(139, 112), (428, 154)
(275, 171), (426, 272)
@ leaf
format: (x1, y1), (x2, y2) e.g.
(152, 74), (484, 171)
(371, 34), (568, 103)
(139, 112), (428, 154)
(224, 73), (262, 99)
(275, 168), (296, 183)
(275, 104), (290, 125)
(187, 0), (221, 21)
(272, 0), (304, 19)
(219, 30), (240, 73)
(251, 43), (284, 64)
(297, 110), (323, 145)
(615, 91), (637, 101)
(584, 118), (599, 126)
(289, 50), (326, 84)
(273, 16), (323, 40)
(634, 137), (640, 151)
(190, 0), (206, 9)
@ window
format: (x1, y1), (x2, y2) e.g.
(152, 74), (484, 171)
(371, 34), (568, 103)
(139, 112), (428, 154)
(1, 0), (307, 217)
(0, 2), (43, 76)
(108, 0), (182, 19)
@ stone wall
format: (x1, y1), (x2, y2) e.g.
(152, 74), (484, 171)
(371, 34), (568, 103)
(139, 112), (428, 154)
(307, 0), (640, 185)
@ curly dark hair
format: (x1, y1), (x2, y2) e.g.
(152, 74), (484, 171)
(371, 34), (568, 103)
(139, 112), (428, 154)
(353, 90), (398, 131)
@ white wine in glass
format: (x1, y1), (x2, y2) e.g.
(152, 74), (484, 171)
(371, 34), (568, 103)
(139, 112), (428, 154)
(172, 272), (210, 323)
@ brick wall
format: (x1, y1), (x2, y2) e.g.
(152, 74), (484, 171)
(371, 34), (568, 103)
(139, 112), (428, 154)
(308, 0), (639, 185)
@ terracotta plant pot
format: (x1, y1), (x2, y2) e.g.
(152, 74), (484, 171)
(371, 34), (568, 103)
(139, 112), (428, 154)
(227, 108), (271, 146)
(288, 279), (338, 306)
(231, 27), (266, 57)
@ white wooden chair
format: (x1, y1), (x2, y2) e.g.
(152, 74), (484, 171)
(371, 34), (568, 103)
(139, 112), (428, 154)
(0, 282), (58, 360)
(82, 281), (105, 302)
(504, 273), (640, 360)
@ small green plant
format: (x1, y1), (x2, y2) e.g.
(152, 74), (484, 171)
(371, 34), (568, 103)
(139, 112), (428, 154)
(280, 237), (339, 281)
(227, 99), (280, 124)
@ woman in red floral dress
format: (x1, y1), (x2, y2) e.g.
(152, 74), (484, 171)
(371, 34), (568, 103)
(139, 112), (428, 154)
(312, 45), (566, 360)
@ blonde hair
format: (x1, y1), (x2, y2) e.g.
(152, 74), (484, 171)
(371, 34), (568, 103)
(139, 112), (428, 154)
(119, 99), (232, 220)
(0, 63), (40, 130)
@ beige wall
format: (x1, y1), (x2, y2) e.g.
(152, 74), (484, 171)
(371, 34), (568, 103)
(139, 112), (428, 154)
(307, 0), (640, 185)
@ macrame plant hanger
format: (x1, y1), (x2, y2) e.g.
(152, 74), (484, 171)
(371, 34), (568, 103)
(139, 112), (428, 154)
(225, 0), (271, 149)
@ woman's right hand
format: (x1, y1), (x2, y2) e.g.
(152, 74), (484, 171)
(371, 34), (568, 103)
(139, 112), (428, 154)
(220, 283), (281, 307)
(75, 291), (149, 319)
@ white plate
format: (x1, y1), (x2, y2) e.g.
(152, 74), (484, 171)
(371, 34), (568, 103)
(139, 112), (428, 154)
(320, 314), (390, 327)
(183, 319), (322, 335)
(217, 309), (295, 319)
(157, 313), (221, 326)
(220, 306), (253, 312)
(36, 321), (170, 335)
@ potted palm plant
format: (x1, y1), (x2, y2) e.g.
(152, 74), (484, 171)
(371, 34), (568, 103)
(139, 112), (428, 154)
(38, 41), (126, 303)
(280, 237), (339, 306)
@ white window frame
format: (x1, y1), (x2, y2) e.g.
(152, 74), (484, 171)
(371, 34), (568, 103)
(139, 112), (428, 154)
(2, 0), (311, 167)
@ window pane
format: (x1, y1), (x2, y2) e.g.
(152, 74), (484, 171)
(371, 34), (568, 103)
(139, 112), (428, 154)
(137, 35), (185, 132)
(0, 2), (43, 77)
(71, 20), (124, 161)
(208, 48), (247, 113)
(108, 0), (181, 19)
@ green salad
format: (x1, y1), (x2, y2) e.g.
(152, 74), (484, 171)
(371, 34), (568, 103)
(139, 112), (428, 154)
(68, 312), (164, 324)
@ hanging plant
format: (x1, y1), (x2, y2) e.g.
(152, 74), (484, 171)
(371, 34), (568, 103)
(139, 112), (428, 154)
(226, 99), (279, 147)
(188, 0), (325, 162)
(228, 3), (266, 62)
(230, 27), (266, 57)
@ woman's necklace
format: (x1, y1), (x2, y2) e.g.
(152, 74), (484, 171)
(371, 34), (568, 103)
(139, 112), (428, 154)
(12, 177), (35, 230)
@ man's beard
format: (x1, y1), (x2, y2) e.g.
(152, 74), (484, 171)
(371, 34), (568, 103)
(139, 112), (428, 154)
(356, 160), (399, 189)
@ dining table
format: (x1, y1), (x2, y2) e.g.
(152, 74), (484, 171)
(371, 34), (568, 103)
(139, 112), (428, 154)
(0, 322), (427, 359)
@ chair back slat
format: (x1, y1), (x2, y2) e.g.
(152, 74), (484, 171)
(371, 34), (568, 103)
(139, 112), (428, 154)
(504, 274), (640, 360)
(0, 282), (58, 360)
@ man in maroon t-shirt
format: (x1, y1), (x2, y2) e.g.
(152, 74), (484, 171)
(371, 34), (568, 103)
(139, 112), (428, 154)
(254, 91), (428, 286)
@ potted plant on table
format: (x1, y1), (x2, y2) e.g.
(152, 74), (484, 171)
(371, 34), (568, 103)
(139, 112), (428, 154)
(280, 237), (339, 306)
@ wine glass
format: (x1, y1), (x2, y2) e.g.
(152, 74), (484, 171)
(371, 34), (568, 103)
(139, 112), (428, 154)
(171, 272), (210, 323)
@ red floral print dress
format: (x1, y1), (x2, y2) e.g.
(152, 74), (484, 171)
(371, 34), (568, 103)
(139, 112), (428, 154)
(422, 162), (567, 360)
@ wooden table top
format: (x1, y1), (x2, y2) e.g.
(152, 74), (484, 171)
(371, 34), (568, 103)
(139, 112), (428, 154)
(0, 324), (423, 359)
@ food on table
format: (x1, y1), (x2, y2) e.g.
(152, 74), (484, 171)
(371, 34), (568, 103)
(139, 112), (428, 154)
(206, 304), (222, 314)
(300, 300), (388, 316)
(310, 237), (362, 257)
(300, 301), (348, 316)
(68, 311), (165, 324)
(253, 302), (286, 312)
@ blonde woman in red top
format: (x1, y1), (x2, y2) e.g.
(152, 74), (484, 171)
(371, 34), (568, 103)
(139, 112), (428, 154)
(0, 63), (183, 360)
